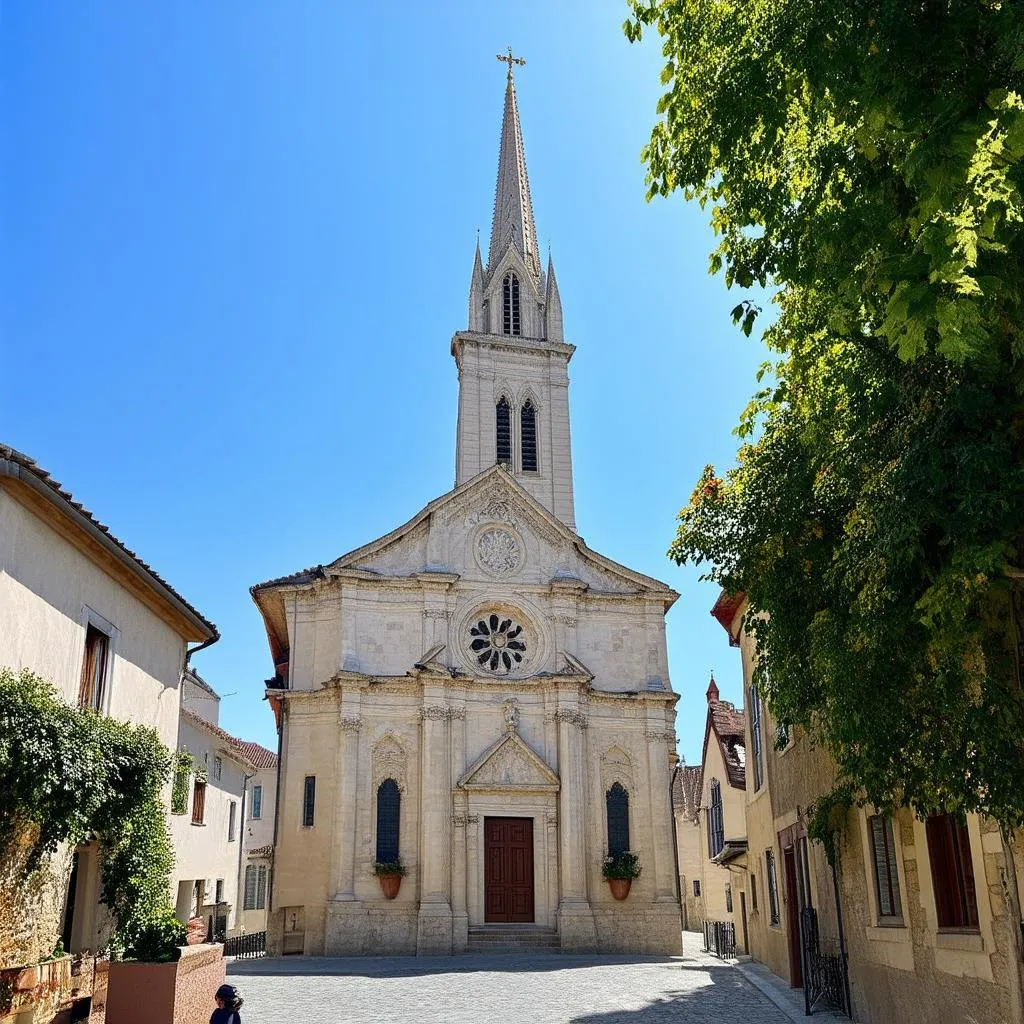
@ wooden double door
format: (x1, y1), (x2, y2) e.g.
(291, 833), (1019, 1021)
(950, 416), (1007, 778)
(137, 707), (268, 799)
(484, 817), (534, 923)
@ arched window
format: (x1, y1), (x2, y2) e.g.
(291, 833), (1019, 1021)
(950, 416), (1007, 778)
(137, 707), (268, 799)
(502, 272), (521, 336)
(495, 397), (512, 465)
(606, 782), (630, 857)
(520, 400), (538, 472)
(376, 778), (401, 863)
(708, 779), (724, 858)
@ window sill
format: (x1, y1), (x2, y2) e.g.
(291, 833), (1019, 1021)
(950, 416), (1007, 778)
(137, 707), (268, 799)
(191, 822), (206, 827)
(935, 931), (984, 952)
(866, 924), (908, 943)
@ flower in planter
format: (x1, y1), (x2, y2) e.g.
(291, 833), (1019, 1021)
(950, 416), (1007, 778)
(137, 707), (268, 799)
(372, 859), (407, 877)
(601, 851), (642, 881)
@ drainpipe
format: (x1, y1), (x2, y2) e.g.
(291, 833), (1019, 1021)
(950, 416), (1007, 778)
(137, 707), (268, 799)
(669, 760), (685, 935)
(831, 845), (853, 1017)
(235, 768), (253, 934)
(268, 710), (284, 916)
(185, 635), (219, 665)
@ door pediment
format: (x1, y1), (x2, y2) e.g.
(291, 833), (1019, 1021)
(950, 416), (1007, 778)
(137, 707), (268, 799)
(458, 732), (559, 793)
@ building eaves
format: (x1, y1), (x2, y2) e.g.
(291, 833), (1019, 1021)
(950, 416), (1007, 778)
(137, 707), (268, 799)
(179, 709), (270, 772)
(0, 444), (217, 642)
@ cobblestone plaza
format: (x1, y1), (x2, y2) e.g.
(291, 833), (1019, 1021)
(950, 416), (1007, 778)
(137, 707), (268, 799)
(228, 934), (815, 1024)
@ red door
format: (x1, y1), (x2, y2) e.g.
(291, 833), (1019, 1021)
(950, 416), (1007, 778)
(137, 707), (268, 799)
(484, 817), (534, 923)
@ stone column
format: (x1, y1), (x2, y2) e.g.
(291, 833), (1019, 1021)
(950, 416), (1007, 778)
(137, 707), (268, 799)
(450, 696), (468, 952)
(556, 703), (597, 949)
(417, 694), (453, 954)
(326, 693), (362, 955)
(645, 726), (678, 901)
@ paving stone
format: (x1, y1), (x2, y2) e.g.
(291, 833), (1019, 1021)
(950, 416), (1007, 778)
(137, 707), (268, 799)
(228, 933), (792, 1023)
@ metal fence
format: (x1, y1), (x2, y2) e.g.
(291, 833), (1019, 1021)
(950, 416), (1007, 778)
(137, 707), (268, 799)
(223, 931), (266, 959)
(801, 907), (851, 1017)
(703, 920), (737, 959)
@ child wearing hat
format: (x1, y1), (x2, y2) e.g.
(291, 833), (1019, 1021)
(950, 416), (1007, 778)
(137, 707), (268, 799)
(212, 983), (243, 1024)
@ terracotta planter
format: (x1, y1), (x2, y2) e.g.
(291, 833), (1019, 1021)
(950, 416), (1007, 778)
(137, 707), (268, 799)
(378, 873), (403, 900)
(106, 944), (223, 1024)
(607, 878), (632, 901)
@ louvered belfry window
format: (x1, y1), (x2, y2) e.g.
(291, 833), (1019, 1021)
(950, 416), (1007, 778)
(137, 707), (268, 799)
(503, 272), (521, 335)
(868, 815), (902, 919)
(606, 782), (630, 857)
(376, 778), (401, 863)
(496, 397), (512, 465)
(520, 400), (538, 471)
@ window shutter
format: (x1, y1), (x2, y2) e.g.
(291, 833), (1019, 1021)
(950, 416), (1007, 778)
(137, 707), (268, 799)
(252, 785), (262, 820)
(606, 783), (630, 857)
(192, 781), (206, 824)
(243, 865), (257, 910)
(749, 686), (763, 791)
(375, 779), (401, 863)
(869, 815), (902, 918)
(927, 813), (979, 930)
(256, 866), (268, 910)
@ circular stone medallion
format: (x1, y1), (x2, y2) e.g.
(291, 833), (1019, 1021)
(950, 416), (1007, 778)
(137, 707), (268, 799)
(475, 526), (522, 579)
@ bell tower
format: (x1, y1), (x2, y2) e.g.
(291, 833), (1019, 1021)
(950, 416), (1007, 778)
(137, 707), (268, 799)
(453, 53), (576, 530)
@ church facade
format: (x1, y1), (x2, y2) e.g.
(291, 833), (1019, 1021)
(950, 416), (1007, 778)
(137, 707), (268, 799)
(252, 67), (682, 956)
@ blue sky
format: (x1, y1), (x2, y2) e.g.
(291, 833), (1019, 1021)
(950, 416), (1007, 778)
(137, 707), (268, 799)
(3, 2), (768, 765)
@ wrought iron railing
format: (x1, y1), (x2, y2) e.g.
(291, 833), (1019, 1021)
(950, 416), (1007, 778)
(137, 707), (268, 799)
(800, 907), (851, 1017)
(223, 931), (266, 959)
(703, 920), (737, 959)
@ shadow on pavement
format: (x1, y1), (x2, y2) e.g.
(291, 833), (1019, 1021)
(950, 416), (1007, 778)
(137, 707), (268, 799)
(229, 952), (692, 979)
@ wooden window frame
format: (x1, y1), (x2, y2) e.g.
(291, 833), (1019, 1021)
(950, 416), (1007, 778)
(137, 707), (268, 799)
(302, 775), (316, 828)
(868, 814), (903, 922)
(79, 624), (110, 711)
(750, 870), (758, 912)
(256, 865), (267, 910)
(243, 865), (257, 911)
(251, 784), (263, 820)
(191, 780), (206, 825)
(926, 813), (979, 932)
(228, 801), (237, 842)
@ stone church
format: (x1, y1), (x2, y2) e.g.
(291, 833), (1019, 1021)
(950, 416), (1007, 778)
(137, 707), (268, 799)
(252, 65), (681, 956)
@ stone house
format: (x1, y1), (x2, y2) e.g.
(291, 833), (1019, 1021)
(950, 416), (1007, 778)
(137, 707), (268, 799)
(235, 742), (278, 935)
(251, 70), (682, 957)
(715, 589), (1024, 1023)
(0, 444), (218, 962)
(671, 764), (703, 932)
(695, 672), (747, 948)
(169, 670), (259, 940)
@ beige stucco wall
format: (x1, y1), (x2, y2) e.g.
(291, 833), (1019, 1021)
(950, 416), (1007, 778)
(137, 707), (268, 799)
(0, 484), (197, 964)
(243, 765), (277, 853)
(696, 735), (745, 927)
(168, 718), (249, 931)
(674, 811), (703, 931)
(0, 488), (187, 748)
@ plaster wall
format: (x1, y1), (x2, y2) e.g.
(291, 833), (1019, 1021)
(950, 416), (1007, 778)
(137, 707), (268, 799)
(697, 737), (745, 925)
(674, 812), (703, 931)
(0, 488), (186, 748)
(168, 718), (247, 929)
(243, 766), (277, 853)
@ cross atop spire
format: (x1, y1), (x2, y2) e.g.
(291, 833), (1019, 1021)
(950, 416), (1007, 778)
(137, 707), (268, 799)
(488, 55), (540, 278)
(496, 46), (526, 81)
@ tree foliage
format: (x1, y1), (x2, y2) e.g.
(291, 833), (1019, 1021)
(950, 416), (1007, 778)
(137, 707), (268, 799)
(626, 1), (1024, 833)
(0, 667), (180, 958)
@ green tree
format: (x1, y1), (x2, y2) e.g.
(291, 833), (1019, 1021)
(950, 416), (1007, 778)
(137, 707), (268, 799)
(626, 0), (1024, 1011)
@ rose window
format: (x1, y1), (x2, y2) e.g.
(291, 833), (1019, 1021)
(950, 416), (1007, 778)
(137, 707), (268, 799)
(469, 613), (527, 674)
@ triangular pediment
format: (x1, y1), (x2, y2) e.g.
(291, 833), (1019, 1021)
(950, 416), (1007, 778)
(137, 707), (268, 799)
(458, 730), (559, 792)
(316, 466), (676, 601)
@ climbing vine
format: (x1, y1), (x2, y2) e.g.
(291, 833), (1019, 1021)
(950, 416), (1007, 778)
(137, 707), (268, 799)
(0, 667), (181, 959)
(170, 749), (193, 815)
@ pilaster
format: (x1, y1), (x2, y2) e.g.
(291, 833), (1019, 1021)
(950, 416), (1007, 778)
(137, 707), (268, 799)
(417, 690), (453, 954)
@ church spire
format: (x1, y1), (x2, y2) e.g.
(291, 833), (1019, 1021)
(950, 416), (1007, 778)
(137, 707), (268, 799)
(488, 61), (540, 280)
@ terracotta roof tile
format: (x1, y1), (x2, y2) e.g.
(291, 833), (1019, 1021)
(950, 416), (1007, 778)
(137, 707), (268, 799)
(180, 709), (277, 770)
(672, 765), (703, 821)
(247, 844), (273, 859)
(705, 698), (747, 790)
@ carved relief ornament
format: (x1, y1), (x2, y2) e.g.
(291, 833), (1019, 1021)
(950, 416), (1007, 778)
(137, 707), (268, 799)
(553, 708), (588, 729)
(338, 716), (363, 732)
(372, 734), (407, 792)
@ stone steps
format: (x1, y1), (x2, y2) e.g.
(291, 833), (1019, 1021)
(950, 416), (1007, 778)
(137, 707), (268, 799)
(465, 926), (561, 954)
